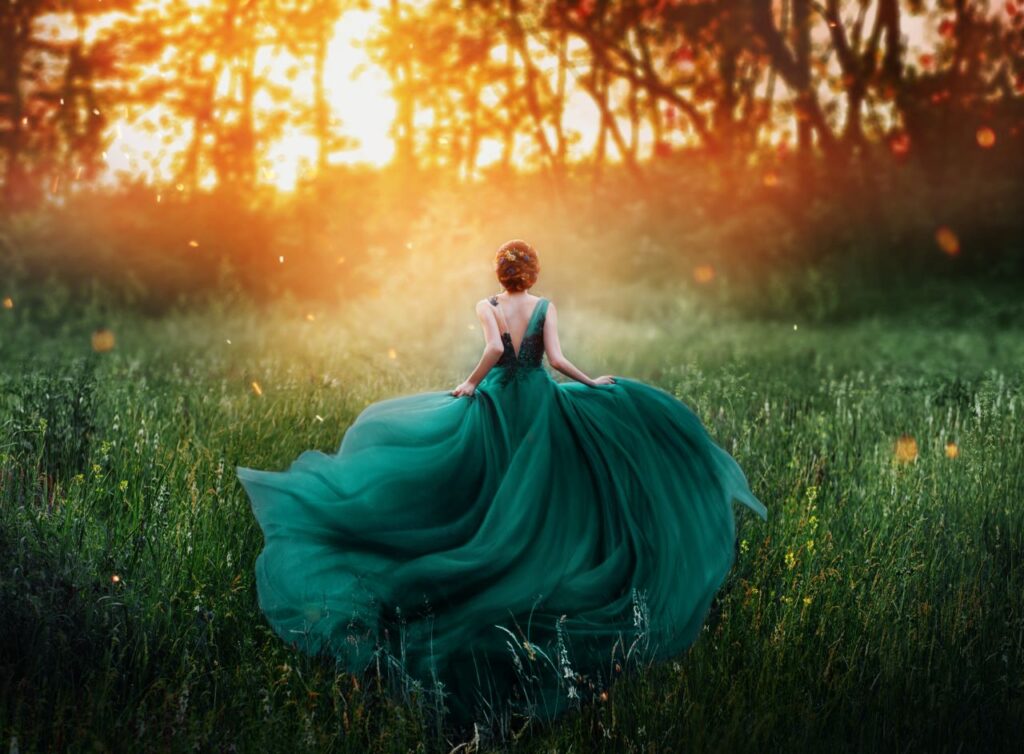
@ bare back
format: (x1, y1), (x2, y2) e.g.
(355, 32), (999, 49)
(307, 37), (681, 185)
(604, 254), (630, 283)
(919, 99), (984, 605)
(487, 292), (543, 357)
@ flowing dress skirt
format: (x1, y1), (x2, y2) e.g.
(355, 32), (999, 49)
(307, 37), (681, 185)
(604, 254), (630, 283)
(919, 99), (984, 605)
(237, 364), (767, 723)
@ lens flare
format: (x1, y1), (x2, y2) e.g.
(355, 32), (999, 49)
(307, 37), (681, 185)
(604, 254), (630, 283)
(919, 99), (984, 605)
(894, 435), (918, 464)
(935, 226), (960, 256)
(91, 328), (116, 352)
(693, 265), (716, 284)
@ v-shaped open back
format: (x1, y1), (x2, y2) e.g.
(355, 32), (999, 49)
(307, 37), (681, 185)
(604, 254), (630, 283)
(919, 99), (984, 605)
(489, 295), (545, 360)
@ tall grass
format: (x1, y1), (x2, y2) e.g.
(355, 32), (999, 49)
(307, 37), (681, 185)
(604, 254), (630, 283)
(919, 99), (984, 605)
(0, 282), (1022, 752)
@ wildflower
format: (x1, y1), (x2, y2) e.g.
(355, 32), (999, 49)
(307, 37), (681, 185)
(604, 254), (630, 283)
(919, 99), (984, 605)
(739, 538), (749, 555)
(803, 596), (812, 606)
(806, 539), (815, 553)
(785, 550), (796, 570)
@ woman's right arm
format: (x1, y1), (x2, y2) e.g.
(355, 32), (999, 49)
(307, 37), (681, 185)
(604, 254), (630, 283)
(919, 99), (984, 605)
(452, 299), (506, 396)
(543, 301), (616, 387)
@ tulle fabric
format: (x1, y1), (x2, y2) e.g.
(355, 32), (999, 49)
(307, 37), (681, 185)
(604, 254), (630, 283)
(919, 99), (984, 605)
(237, 315), (767, 725)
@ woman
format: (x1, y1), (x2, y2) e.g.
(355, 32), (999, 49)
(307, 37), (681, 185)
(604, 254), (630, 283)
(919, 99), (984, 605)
(236, 239), (767, 727)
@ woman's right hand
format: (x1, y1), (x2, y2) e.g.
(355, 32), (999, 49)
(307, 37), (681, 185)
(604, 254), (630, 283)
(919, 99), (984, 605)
(591, 375), (616, 387)
(451, 379), (477, 397)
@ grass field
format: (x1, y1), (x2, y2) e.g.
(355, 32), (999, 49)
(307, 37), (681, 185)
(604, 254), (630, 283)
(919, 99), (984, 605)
(1, 281), (1022, 752)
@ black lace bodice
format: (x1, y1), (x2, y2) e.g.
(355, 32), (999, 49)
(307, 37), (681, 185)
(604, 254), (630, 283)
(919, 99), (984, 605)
(488, 295), (547, 383)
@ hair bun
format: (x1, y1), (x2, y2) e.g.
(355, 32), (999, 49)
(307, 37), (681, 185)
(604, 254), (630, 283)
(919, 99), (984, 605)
(494, 240), (540, 292)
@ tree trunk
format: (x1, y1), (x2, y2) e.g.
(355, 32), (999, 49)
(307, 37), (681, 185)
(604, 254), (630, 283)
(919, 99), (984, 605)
(389, 0), (416, 172)
(1, 8), (28, 209)
(793, 0), (812, 157)
(507, 0), (555, 176)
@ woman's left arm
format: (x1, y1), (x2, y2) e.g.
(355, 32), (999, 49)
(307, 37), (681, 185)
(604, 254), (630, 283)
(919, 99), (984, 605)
(452, 300), (505, 396)
(542, 301), (615, 387)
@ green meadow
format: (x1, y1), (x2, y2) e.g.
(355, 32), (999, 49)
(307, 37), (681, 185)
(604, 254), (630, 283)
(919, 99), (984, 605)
(1, 279), (1021, 752)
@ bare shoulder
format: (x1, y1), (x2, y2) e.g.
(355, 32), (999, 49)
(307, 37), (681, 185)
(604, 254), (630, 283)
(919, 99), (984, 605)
(475, 297), (494, 311)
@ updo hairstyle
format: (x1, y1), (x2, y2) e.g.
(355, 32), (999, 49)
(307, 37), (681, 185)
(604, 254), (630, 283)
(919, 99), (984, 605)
(494, 239), (540, 292)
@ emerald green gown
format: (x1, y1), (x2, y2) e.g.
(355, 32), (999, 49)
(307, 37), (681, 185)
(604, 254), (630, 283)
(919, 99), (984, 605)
(236, 296), (767, 725)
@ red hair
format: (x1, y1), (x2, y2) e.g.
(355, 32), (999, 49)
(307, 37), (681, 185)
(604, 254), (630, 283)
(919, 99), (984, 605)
(494, 239), (540, 292)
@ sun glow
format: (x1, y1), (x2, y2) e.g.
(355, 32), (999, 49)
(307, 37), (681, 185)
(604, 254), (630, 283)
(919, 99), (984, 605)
(258, 8), (399, 188)
(42, 4), (401, 193)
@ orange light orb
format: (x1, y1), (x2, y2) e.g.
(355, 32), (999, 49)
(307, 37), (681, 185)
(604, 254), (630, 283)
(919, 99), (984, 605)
(889, 133), (911, 156)
(762, 170), (779, 187)
(935, 226), (960, 256)
(387, 347), (397, 360)
(91, 328), (115, 353)
(976, 126), (996, 148)
(945, 442), (959, 459)
(693, 265), (716, 284)
(2, 297), (12, 309)
(894, 435), (919, 464)
(251, 381), (263, 396)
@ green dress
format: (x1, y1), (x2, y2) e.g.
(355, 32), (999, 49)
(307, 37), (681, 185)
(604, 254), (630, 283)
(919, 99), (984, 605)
(236, 295), (767, 725)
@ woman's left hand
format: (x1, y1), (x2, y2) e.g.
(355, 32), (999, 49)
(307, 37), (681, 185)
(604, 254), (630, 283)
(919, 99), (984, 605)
(451, 380), (477, 397)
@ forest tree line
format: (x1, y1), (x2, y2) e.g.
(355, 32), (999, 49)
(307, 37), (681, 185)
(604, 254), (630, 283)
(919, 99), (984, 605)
(0, 0), (1022, 210)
